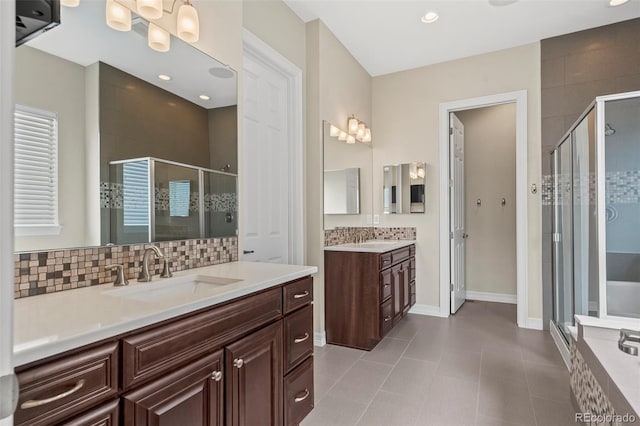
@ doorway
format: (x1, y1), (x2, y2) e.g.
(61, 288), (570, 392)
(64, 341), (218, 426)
(439, 91), (535, 328)
(450, 104), (518, 316)
(240, 30), (304, 265)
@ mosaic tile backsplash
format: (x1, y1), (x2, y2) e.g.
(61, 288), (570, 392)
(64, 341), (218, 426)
(541, 170), (640, 206)
(14, 237), (238, 299)
(324, 227), (417, 247)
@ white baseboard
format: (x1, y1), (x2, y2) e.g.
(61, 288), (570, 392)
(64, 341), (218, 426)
(314, 331), (326, 347)
(409, 304), (448, 317)
(466, 291), (517, 304)
(524, 317), (543, 330)
(550, 320), (571, 371)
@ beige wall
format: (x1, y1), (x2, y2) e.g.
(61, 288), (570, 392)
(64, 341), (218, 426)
(372, 43), (543, 320)
(307, 20), (373, 333)
(14, 47), (88, 252)
(456, 104), (517, 297)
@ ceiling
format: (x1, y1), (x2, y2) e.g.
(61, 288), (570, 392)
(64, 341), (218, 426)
(284, 0), (640, 76)
(26, 1), (237, 109)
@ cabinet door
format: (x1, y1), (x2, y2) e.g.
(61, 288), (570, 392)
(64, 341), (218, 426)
(123, 350), (224, 426)
(391, 264), (403, 321)
(226, 321), (283, 426)
(402, 260), (412, 316)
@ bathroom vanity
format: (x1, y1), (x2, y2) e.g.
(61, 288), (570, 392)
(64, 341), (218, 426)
(324, 240), (416, 350)
(13, 262), (317, 426)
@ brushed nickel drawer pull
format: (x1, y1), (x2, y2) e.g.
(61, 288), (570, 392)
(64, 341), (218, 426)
(233, 358), (244, 368)
(293, 291), (309, 299)
(294, 388), (310, 403)
(21, 379), (86, 409)
(294, 333), (310, 344)
(211, 371), (223, 381)
(384, 316), (392, 322)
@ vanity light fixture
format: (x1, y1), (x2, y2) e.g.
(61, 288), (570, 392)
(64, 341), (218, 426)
(61, 0), (80, 7)
(177, 1), (200, 43)
(348, 116), (359, 135)
(158, 74), (172, 81)
(330, 125), (340, 137)
(199, 95), (211, 100)
(148, 22), (170, 52)
(357, 123), (366, 139)
(346, 135), (356, 144)
(363, 128), (372, 143)
(421, 11), (439, 24)
(345, 115), (372, 143)
(137, 0), (163, 20)
(609, 0), (629, 5)
(106, 0), (131, 31)
(338, 131), (348, 141)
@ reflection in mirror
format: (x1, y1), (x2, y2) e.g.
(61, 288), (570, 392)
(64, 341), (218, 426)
(324, 168), (360, 214)
(13, 1), (238, 252)
(383, 163), (426, 214)
(323, 121), (372, 230)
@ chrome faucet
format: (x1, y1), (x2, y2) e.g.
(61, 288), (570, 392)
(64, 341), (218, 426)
(137, 245), (164, 282)
(619, 329), (640, 356)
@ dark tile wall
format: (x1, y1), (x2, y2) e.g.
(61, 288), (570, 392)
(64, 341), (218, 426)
(14, 237), (238, 299)
(540, 18), (640, 327)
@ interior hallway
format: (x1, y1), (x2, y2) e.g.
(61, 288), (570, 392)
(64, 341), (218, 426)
(303, 301), (574, 426)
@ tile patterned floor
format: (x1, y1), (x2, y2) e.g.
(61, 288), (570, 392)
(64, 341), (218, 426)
(303, 301), (576, 426)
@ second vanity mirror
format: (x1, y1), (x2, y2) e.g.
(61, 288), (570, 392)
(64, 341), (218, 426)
(383, 163), (426, 214)
(323, 121), (372, 229)
(14, 2), (238, 252)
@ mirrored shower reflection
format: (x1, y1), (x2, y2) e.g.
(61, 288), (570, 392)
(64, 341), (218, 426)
(107, 158), (237, 245)
(604, 97), (640, 319)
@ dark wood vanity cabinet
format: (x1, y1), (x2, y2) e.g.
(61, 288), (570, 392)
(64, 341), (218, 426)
(325, 245), (416, 350)
(15, 276), (314, 426)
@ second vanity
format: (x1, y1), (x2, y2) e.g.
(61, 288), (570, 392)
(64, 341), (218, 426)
(324, 240), (416, 350)
(13, 261), (318, 426)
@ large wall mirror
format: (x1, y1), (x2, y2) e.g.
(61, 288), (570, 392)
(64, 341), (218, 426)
(14, 2), (238, 252)
(323, 121), (372, 230)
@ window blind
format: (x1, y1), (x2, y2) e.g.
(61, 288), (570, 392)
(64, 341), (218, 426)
(14, 105), (58, 227)
(122, 161), (150, 227)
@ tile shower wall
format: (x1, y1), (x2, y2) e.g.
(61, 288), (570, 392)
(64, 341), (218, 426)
(540, 18), (640, 327)
(324, 227), (416, 246)
(14, 237), (238, 299)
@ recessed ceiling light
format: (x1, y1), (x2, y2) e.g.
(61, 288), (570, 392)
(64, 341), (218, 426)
(421, 11), (439, 24)
(199, 95), (211, 100)
(158, 74), (172, 81)
(609, 0), (629, 5)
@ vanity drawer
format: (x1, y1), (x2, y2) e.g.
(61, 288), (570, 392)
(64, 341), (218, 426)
(61, 399), (119, 426)
(283, 276), (313, 314)
(284, 304), (313, 373)
(122, 287), (282, 390)
(380, 252), (393, 269)
(15, 342), (119, 426)
(380, 268), (392, 302)
(380, 299), (394, 336)
(391, 246), (412, 265)
(284, 357), (314, 426)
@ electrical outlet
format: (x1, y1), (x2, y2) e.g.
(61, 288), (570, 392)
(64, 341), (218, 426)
(373, 214), (380, 225)
(366, 214), (373, 225)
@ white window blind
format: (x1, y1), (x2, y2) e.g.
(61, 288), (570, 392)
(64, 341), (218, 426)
(14, 105), (59, 231)
(169, 180), (190, 217)
(122, 161), (150, 227)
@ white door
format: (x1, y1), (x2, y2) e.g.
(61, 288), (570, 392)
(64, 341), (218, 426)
(0, 1), (16, 423)
(241, 46), (290, 263)
(450, 113), (466, 314)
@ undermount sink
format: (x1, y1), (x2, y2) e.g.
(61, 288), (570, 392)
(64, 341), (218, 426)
(103, 275), (243, 302)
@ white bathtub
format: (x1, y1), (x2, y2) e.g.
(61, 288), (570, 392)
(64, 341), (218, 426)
(607, 280), (640, 319)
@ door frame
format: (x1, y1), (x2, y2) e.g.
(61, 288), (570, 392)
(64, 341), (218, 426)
(241, 29), (304, 265)
(438, 90), (531, 328)
(0, 0), (15, 423)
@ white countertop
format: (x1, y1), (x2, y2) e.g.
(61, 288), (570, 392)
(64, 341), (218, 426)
(324, 240), (416, 253)
(14, 261), (318, 367)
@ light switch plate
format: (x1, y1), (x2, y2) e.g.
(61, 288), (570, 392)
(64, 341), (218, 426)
(365, 214), (373, 225)
(373, 214), (380, 225)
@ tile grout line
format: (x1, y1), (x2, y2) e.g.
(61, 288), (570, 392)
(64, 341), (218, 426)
(353, 326), (420, 426)
(523, 359), (540, 426)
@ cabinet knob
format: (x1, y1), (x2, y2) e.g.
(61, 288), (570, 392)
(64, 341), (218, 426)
(211, 370), (223, 382)
(233, 358), (244, 368)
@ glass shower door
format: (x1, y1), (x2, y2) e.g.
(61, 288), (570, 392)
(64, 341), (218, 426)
(553, 138), (574, 341)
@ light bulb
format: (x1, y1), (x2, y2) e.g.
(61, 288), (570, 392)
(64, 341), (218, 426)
(61, 0), (79, 7)
(137, 0), (163, 20)
(357, 123), (366, 139)
(338, 131), (347, 141)
(106, 0), (131, 32)
(148, 23), (170, 52)
(363, 128), (372, 143)
(177, 3), (200, 43)
(330, 125), (340, 137)
(347, 135), (356, 144)
(348, 117), (359, 135)
(418, 167), (425, 179)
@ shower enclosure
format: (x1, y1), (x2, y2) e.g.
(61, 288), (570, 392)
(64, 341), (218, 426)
(107, 157), (237, 245)
(551, 91), (640, 343)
